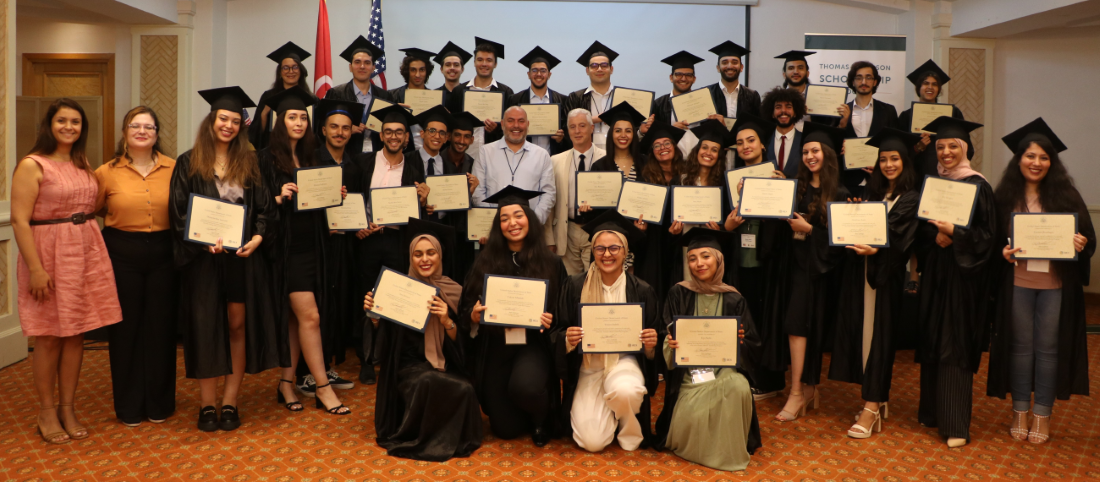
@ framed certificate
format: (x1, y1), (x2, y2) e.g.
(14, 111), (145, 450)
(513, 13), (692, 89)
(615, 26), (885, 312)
(464, 90), (505, 122)
(1011, 213), (1078, 260)
(724, 117), (737, 131)
(466, 207), (497, 242)
(325, 193), (369, 231)
(827, 202), (890, 247)
(917, 176), (979, 228)
(365, 98), (394, 132)
(910, 102), (955, 134)
(672, 186), (723, 224)
(616, 180), (668, 225)
(294, 165), (344, 211)
(805, 85), (848, 118)
(576, 171), (624, 209)
(670, 87), (718, 125)
(610, 87), (654, 119)
(425, 174), (470, 212)
(725, 162), (777, 206)
(481, 274), (549, 329)
(367, 267), (438, 332)
(404, 89), (443, 116)
(520, 103), (560, 136)
(579, 303), (644, 354)
(738, 178), (798, 219)
(842, 137), (878, 170)
(185, 193), (248, 250)
(369, 185), (420, 226)
(672, 316), (741, 368)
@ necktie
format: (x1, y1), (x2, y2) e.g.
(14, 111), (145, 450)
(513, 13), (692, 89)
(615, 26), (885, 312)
(777, 136), (786, 171)
(579, 154), (586, 171)
(428, 157), (436, 175)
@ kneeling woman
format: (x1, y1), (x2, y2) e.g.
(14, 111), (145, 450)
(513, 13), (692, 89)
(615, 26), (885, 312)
(366, 219), (483, 460)
(556, 211), (661, 451)
(655, 228), (762, 472)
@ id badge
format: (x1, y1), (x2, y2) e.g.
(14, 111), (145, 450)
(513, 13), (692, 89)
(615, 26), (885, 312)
(1027, 259), (1050, 273)
(741, 234), (756, 248)
(691, 371), (716, 384)
(793, 231), (807, 241)
(505, 327), (527, 345)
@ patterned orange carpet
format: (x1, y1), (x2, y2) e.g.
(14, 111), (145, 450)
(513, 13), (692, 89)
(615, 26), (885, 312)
(2, 339), (1098, 481)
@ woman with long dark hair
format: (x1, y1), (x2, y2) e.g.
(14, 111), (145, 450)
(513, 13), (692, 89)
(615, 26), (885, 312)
(458, 186), (566, 447)
(169, 87), (285, 432)
(13, 98), (122, 443)
(634, 121), (685, 299)
(987, 118), (1093, 445)
(589, 102), (647, 271)
(828, 128), (922, 438)
(95, 105), (178, 427)
(249, 42), (314, 150)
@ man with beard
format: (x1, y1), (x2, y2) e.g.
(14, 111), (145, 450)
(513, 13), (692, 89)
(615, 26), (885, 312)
(566, 41), (618, 152)
(706, 41), (762, 169)
(511, 46), (567, 155)
(761, 87), (806, 179)
(446, 37), (515, 164)
(441, 110), (482, 277)
(471, 106), (555, 224)
(411, 106), (480, 218)
(651, 50), (704, 158)
(323, 36), (395, 155)
(836, 60), (898, 196)
(390, 47), (437, 152)
(775, 50), (843, 128)
(433, 41), (472, 106)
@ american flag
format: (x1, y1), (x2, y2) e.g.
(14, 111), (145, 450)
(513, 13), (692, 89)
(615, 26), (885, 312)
(367, 0), (387, 90)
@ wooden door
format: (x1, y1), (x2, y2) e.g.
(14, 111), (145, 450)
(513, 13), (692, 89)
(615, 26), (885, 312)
(22, 54), (115, 163)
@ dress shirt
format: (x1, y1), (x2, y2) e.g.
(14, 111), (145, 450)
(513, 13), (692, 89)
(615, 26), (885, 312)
(588, 85), (615, 150)
(418, 147), (443, 176)
(94, 153), (175, 232)
(472, 140), (556, 223)
(567, 147), (594, 220)
(721, 83), (740, 118)
(367, 154), (405, 225)
(528, 88), (552, 152)
(774, 129), (795, 171)
(354, 82), (375, 153)
(465, 78), (498, 165)
(851, 98), (874, 138)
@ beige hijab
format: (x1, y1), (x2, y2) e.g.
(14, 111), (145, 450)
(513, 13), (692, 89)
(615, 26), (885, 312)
(408, 235), (462, 371)
(936, 138), (985, 181)
(580, 230), (629, 304)
(677, 247), (739, 294)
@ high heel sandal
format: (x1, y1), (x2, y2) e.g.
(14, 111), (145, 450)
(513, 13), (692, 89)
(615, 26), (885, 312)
(57, 403), (89, 440)
(276, 379), (304, 412)
(1028, 414), (1050, 444)
(854, 402), (889, 422)
(314, 383), (351, 416)
(1010, 410), (1029, 441)
(847, 408), (882, 439)
(36, 407), (70, 444)
(775, 387), (819, 422)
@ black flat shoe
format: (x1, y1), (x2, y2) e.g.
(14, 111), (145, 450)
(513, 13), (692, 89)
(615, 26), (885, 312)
(314, 383), (352, 416)
(218, 405), (241, 431)
(532, 427), (549, 447)
(359, 365), (376, 385)
(197, 406), (219, 432)
(276, 379), (304, 412)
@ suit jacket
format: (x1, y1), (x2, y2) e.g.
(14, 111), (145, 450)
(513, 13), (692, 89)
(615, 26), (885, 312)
(765, 129), (803, 179)
(323, 81), (395, 155)
(706, 83), (762, 119)
(445, 80), (515, 146)
(545, 145), (606, 251)
(651, 93), (674, 123)
(511, 87), (569, 155)
(841, 99), (899, 196)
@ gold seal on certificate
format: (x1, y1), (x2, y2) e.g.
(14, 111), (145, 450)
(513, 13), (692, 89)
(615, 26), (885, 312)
(403, 89), (443, 116)
(464, 91), (504, 122)
(368, 268), (438, 332)
(917, 177), (979, 227)
(580, 304), (644, 353)
(520, 104), (560, 136)
(725, 162), (776, 205)
(326, 193), (369, 231)
(185, 193), (247, 250)
(610, 87), (654, 119)
(366, 98), (393, 132)
(481, 275), (548, 329)
(910, 102), (955, 134)
(670, 87), (718, 125)
(673, 316), (740, 368)
(425, 174), (470, 211)
(738, 178), (797, 219)
(1012, 213), (1078, 260)
(295, 165), (344, 211)
(576, 171), (624, 209)
(827, 202), (889, 247)
(466, 208), (496, 241)
(672, 186), (722, 224)
(370, 186), (420, 226)
(617, 181), (668, 224)
(843, 137), (878, 170)
(805, 85), (848, 117)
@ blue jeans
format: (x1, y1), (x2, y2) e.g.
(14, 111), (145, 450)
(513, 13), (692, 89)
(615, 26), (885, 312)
(1010, 286), (1062, 416)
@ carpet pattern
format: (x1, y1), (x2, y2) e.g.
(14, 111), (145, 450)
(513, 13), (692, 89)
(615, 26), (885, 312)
(1, 340), (1098, 481)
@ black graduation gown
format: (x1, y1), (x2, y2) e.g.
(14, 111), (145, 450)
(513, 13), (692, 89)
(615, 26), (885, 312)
(441, 151), (478, 279)
(323, 81), (396, 154)
(654, 285), (762, 454)
(986, 191), (1095, 400)
(666, 181), (738, 287)
(315, 147), (364, 363)
(169, 150), (288, 378)
(915, 175), (996, 372)
(374, 304), (483, 461)
(897, 105), (973, 182)
(445, 81), (515, 146)
(829, 191), (920, 401)
(247, 88), (281, 151)
(634, 174), (680, 299)
(705, 83), (763, 119)
(839, 100), (899, 197)
(554, 272), (663, 447)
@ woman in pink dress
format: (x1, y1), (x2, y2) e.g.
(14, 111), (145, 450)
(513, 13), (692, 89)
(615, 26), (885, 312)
(11, 98), (123, 444)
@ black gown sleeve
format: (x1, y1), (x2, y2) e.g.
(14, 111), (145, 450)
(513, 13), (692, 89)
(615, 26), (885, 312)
(868, 191), (920, 288)
(949, 177), (996, 273)
(168, 151), (203, 268)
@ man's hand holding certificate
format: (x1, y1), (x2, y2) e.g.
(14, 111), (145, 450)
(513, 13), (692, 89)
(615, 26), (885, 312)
(611, 87), (654, 119)
(466, 208), (496, 241)
(326, 193), (369, 231)
(580, 304), (644, 353)
(367, 268), (438, 332)
(520, 104), (560, 136)
(805, 85), (848, 117)
(670, 87), (718, 125)
(481, 275), (548, 329)
(295, 165), (343, 211)
(910, 103), (955, 134)
(738, 178), (798, 219)
(404, 89), (443, 116)
(185, 193), (247, 250)
(673, 316), (740, 368)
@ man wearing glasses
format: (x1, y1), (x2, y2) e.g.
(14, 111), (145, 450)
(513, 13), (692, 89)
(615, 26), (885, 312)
(511, 46), (568, 155)
(651, 50), (704, 157)
(837, 60), (898, 197)
(410, 105), (479, 220)
(566, 41), (618, 151)
(471, 106), (556, 224)
(705, 41), (762, 168)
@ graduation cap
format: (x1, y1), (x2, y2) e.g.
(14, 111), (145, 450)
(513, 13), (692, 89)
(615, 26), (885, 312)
(433, 41), (472, 66)
(1001, 117), (1067, 154)
(372, 104), (416, 129)
(402, 217), (457, 277)
(709, 41), (750, 60)
(661, 50), (704, 72)
(775, 50), (815, 65)
(339, 35), (384, 63)
(641, 120), (687, 153)
(599, 101), (646, 129)
(267, 41), (311, 64)
(483, 185), (542, 207)
(450, 111), (481, 132)
(866, 127), (921, 154)
(907, 59), (951, 86)
(577, 41), (619, 67)
(679, 227), (734, 251)
(267, 87), (316, 115)
(473, 36), (504, 59)
(691, 119), (732, 146)
(199, 86), (256, 114)
(315, 99), (365, 125)
(922, 116), (983, 141)
(801, 121), (846, 152)
(399, 47), (436, 63)
(518, 46), (561, 71)
(415, 105), (453, 130)
(582, 209), (644, 247)
(730, 113), (777, 142)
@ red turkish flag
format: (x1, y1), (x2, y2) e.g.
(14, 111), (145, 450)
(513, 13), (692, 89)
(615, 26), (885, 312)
(313, 0), (333, 98)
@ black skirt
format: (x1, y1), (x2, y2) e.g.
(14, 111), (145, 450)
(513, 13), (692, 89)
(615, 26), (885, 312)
(286, 251), (318, 293)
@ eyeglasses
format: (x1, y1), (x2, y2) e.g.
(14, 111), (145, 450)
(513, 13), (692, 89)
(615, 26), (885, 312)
(425, 128), (448, 137)
(589, 62), (611, 71)
(652, 141), (673, 150)
(382, 129), (407, 138)
(281, 65), (300, 72)
(128, 123), (157, 131)
(593, 245), (623, 256)
(671, 72), (695, 80)
(529, 68), (548, 75)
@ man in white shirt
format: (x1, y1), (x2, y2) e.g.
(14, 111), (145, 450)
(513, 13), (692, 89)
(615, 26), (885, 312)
(445, 37), (515, 165)
(546, 109), (606, 274)
(837, 60), (899, 196)
(472, 106), (556, 223)
(566, 41), (619, 151)
(706, 41), (762, 169)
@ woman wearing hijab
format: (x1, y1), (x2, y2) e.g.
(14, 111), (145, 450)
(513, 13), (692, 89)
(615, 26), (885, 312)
(366, 218), (483, 461)
(987, 119), (1094, 445)
(249, 42), (314, 150)
(914, 116), (996, 448)
(555, 211), (661, 451)
(655, 228), (762, 472)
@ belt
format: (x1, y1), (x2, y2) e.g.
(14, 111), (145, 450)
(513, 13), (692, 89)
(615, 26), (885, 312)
(30, 212), (95, 226)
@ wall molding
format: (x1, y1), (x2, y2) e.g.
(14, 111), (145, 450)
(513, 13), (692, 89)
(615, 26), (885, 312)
(130, 25), (192, 159)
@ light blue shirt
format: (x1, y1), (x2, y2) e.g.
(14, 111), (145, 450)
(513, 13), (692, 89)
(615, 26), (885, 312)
(472, 139), (556, 224)
(528, 89), (552, 152)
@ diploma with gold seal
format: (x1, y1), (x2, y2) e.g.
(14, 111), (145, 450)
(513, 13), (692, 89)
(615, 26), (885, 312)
(519, 103), (561, 136)
(576, 171), (624, 209)
(367, 267), (438, 332)
(673, 316), (740, 368)
(580, 303), (644, 354)
(464, 91), (504, 122)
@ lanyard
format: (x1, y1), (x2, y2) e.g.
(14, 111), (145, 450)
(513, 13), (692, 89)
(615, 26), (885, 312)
(505, 148), (527, 183)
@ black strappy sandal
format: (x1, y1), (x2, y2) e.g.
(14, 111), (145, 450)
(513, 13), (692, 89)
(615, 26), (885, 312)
(313, 383), (351, 416)
(276, 379), (304, 412)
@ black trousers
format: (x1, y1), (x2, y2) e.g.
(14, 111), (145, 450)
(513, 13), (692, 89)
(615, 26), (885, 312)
(739, 266), (786, 392)
(918, 360), (973, 440)
(355, 229), (407, 365)
(480, 340), (551, 440)
(103, 228), (179, 423)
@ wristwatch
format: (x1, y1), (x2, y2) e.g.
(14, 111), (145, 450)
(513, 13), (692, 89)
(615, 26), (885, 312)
(446, 322), (456, 331)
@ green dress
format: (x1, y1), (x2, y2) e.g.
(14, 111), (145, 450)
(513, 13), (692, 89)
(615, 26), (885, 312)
(662, 293), (754, 472)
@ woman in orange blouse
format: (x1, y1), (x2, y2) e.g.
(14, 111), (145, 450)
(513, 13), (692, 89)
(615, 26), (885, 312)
(95, 106), (179, 427)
